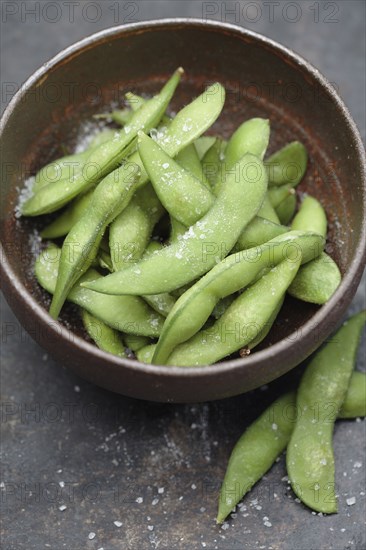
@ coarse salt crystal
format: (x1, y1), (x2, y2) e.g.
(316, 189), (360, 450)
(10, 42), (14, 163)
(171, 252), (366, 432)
(114, 521), (123, 527)
(346, 497), (356, 506)
(59, 505), (67, 512)
(88, 532), (96, 540)
(136, 497), (143, 504)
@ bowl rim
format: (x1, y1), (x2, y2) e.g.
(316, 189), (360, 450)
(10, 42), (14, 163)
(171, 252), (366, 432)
(1, 17), (365, 380)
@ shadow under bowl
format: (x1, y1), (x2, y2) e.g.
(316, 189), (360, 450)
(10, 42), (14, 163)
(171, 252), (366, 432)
(0, 19), (365, 402)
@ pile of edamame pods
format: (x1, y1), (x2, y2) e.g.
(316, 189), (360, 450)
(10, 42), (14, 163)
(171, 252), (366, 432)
(22, 68), (342, 365)
(217, 310), (366, 522)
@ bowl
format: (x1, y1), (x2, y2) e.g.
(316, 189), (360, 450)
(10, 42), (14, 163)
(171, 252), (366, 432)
(1, 19), (365, 403)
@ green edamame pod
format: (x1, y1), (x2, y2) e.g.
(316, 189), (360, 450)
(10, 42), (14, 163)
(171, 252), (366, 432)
(217, 366), (365, 523)
(33, 129), (115, 193)
(138, 132), (214, 226)
(109, 183), (164, 271)
(169, 217), (187, 243)
(49, 162), (140, 318)
(339, 371), (366, 418)
(176, 143), (210, 188)
(124, 82), (226, 191)
(217, 392), (296, 523)
(288, 252), (341, 304)
(136, 343), (157, 364)
(268, 185), (295, 208)
(82, 310), (126, 357)
(82, 153), (268, 296)
(265, 141), (307, 187)
(202, 138), (222, 190)
(35, 245), (164, 336)
(287, 310), (366, 514)
(22, 68), (183, 216)
(224, 118), (270, 168)
(257, 195), (280, 224)
(275, 193), (297, 225)
(41, 190), (94, 239)
(95, 109), (132, 126)
(124, 334), (152, 353)
(291, 196), (327, 237)
(140, 241), (177, 316)
(215, 118), (269, 196)
(152, 231), (323, 365)
(194, 136), (216, 160)
(288, 195), (341, 304)
(164, 256), (301, 366)
(234, 217), (288, 251)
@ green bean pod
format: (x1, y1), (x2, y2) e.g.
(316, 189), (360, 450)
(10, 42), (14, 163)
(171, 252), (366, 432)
(152, 231), (323, 365)
(82, 153), (268, 296)
(164, 256), (301, 366)
(82, 310), (126, 357)
(339, 371), (366, 418)
(22, 68), (183, 216)
(288, 195), (341, 304)
(109, 183), (164, 271)
(275, 193), (297, 225)
(286, 310), (366, 514)
(49, 162), (140, 318)
(265, 141), (307, 187)
(41, 190), (94, 239)
(138, 132), (214, 226)
(35, 245), (164, 336)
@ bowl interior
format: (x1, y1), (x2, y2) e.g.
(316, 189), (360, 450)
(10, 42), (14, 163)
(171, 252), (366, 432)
(1, 21), (364, 401)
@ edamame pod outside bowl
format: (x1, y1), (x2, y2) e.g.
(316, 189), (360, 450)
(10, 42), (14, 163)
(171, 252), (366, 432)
(1, 20), (365, 403)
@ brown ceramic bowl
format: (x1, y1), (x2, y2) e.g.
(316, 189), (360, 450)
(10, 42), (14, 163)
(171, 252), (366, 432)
(1, 19), (365, 403)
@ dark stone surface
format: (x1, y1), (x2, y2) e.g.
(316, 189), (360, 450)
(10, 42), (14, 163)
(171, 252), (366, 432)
(1, 2), (365, 549)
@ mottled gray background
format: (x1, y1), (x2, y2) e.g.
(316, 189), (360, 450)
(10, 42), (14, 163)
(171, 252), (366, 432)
(1, 1), (365, 549)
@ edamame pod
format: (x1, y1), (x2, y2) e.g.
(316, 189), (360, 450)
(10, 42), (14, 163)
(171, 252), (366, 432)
(49, 162), (140, 318)
(35, 245), (164, 336)
(176, 143), (210, 188)
(217, 392), (296, 523)
(268, 185), (295, 208)
(152, 231), (323, 365)
(109, 183), (164, 271)
(215, 118), (269, 195)
(235, 216), (288, 251)
(339, 371), (366, 418)
(22, 69), (183, 216)
(224, 118), (270, 168)
(41, 190), (94, 239)
(286, 310), (366, 514)
(202, 138), (223, 191)
(33, 129), (116, 193)
(125, 82), (226, 191)
(265, 141), (307, 187)
(124, 334), (152, 353)
(194, 136), (216, 159)
(217, 365), (366, 523)
(165, 256), (302, 366)
(257, 195), (280, 224)
(82, 153), (268, 296)
(291, 195), (327, 237)
(288, 196), (341, 304)
(82, 310), (126, 357)
(275, 193), (297, 225)
(138, 132), (214, 226)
